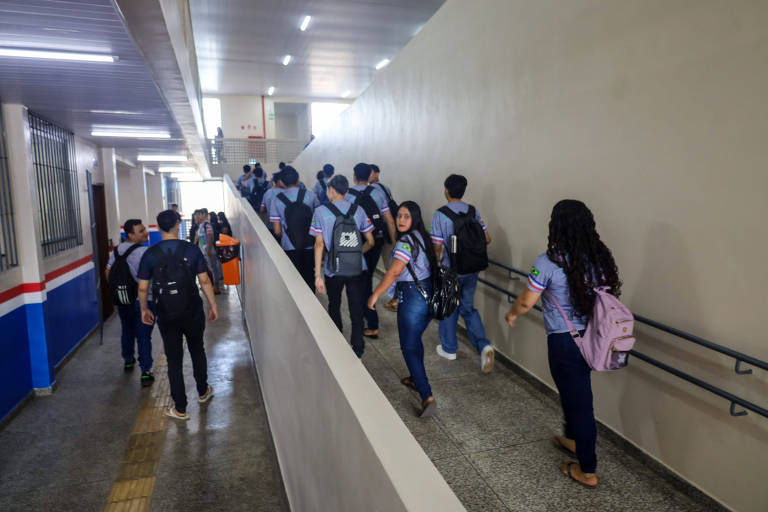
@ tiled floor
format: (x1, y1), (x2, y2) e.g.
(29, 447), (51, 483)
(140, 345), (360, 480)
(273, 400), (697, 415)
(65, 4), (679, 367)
(0, 289), (289, 512)
(326, 292), (722, 512)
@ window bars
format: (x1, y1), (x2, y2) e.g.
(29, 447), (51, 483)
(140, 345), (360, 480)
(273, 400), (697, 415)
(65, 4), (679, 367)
(0, 108), (19, 271)
(29, 112), (82, 257)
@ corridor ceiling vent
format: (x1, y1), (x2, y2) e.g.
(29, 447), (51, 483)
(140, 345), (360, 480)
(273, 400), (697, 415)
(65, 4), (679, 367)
(375, 58), (390, 70)
(282, 55), (292, 66)
(299, 15), (311, 31)
(267, 86), (275, 96)
(0, 47), (117, 63)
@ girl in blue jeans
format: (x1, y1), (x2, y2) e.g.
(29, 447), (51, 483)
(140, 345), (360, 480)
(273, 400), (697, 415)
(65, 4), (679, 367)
(368, 201), (438, 418)
(503, 200), (622, 488)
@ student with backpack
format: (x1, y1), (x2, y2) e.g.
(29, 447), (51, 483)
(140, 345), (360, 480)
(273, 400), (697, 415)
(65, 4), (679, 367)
(367, 201), (439, 418)
(504, 199), (627, 488)
(105, 219), (155, 386)
(196, 209), (221, 294)
(236, 164), (255, 197)
(346, 163), (396, 339)
(310, 175), (375, 357)
(430, 174), (495, 372)
(313, 163), (335, 203)
(249, 165), (271, 213)
(270, 166), (320, 290)
(369, 164), (399, 312)
(138, 210), (218, 421)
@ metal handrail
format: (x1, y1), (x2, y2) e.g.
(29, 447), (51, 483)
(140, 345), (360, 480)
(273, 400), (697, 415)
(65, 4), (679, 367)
(480, 259), (768, 419)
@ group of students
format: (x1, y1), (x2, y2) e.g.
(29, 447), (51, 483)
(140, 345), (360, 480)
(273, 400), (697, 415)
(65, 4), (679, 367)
(241, 160), (622, 488)
(187, 208), (232, 295)
(106, 209), (222, 422)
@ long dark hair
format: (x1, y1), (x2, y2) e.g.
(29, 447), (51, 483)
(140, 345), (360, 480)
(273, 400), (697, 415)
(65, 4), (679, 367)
(546, 200), (621, 318)
(396, 201), (438, 275)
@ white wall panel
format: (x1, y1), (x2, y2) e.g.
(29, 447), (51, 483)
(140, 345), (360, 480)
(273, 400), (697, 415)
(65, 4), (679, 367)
(293, 1), (768, 510)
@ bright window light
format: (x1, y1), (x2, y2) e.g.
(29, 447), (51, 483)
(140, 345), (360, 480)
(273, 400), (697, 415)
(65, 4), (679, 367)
(341, 90), (351, 98)
(375, 58), (390, 70)
(172, 174), (202, 181)
(267, 86), (275, 96)
(0, 47), (117, 62)
(300, 15), (312, 31)
(159, 166), (196, 173)
(311, 102), (350, 137)
(202, 97), (221, 139)
(282, 55), (292, 66)
(91, 131), (170, 139)
(137, 155), (188, 162)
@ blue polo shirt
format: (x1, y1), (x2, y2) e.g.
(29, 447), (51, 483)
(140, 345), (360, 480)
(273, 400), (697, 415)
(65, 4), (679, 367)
(345, 185), (391, 216)
(429, 201), (488, 269)
(309, 199), (373, 277)
(269, 186), (320, 251)
(527, 253), (588, 335)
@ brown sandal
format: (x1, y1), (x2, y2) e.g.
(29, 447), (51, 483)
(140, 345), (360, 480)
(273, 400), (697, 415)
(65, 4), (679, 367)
(400, 377), (418, 392)
(418, 397), (437, 418)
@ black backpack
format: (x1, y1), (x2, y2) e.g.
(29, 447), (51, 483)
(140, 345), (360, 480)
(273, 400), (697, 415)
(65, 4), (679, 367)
(278, 189), (314, 250)
(150, 242), (199, 321)
(109, 244), (141, 306)
(348, 186), (387, 246)
(375, 183), (398, 227)
(250, 180), (270, 210)
(318, 179), (328, 203)
(439, 205), (488, 274)
(402, 234), (460, 320)
(326, 203), (363, 277)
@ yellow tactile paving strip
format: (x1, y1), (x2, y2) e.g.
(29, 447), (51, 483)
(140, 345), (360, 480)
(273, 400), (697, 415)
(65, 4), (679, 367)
(104, 354), (169, 512)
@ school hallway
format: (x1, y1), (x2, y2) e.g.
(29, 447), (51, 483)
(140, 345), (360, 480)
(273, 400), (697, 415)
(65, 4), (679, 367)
(0, 289), (289, 511)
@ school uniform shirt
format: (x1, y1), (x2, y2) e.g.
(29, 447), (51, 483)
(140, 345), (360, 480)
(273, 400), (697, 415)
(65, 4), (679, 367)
(309, 199), (373, 277)
(429, 201), (488, 270)
(197, 222), (215, 256)
(107, 241), (152, 301)
(260, 186), (281, 211)
(388, 232), (431, 298)
(527, 253), (588, 335)
(269, 186), (320, 251)
(313, 177), (328, 201)
(236, 173), (255, 193)
(345, 184), (391, 216)
(372, 182), (393, 202)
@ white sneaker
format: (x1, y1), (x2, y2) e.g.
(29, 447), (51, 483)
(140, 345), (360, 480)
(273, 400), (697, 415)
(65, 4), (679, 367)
(481, 345), (495, 373)
(436, 345), (457, 360)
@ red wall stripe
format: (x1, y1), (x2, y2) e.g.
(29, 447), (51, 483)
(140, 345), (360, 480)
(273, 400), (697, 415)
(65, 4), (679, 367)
(44, 254), (94, 283)
(0, 254), (93, 305)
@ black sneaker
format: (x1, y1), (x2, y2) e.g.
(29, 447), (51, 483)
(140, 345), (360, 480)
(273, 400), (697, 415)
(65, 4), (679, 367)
(140, 371), (155, 387)
(124, 358), (136, 372)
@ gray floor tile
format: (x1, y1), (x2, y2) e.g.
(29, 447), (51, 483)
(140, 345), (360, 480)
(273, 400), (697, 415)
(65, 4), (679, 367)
(433, 455), (509, 512)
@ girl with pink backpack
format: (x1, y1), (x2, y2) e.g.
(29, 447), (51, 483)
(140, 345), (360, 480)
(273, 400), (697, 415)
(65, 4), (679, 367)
(504, 200), (629, 489)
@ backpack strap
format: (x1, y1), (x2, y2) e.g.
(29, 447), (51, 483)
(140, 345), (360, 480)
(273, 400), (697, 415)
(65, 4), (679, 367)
(403, 235), (430, 303)
(116, 243), (141, 261)
(542, 290), (582, 339)
(320, 179), (327, 191)
(438, 205), (460, 222)
(467, 205), (476, 218)
(324, 202), (344, 218)
(277, 192), (291, 207)
(297, 187), (306, 204)
(375, 183), (393, 202)
(363, 185), (375, 196)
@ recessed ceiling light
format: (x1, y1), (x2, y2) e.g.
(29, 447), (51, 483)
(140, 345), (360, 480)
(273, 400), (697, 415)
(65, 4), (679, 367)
(300, 15), (312, 31)
(0, 47), (117, 62)
(375, 58), (390, 70)
(267, 86), (275, 96)
(282, 55), (292, 66)
(91, 130), (170, 139)
(341, 90), (351, 98)
(159, 166), (196, 173)
(137, 154), (188, 162)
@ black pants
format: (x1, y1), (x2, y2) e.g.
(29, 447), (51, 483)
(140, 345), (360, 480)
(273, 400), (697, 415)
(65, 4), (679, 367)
(547, 330), (597, 473)
(158, 307), (208, 414)
(286, 249), (315, 292)
(326, 273), (365, 357)
(362, 243), (383, 331)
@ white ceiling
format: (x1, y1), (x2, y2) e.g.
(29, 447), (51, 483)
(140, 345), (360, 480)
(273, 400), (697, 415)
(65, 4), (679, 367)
(0, 0), (189, 164)
(190, 0), (446, 98)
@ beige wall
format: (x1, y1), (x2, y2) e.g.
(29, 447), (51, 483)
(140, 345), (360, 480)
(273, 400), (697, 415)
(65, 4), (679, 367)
(116, 163), (149, 230)
(293, 1), (768, 510)
(221, 176), (463, 511)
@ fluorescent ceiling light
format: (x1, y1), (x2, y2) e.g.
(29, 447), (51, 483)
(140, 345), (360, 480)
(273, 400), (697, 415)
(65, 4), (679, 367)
(159, 166), (195, 173)
(341, 90), (351, 98)
(375, 58), (390, 70)
(0, 47), (116, 62)
(267, 86), (275, 96)
(300, 15), (312, 31)
(282, 55), (292, 66)
(89, 109), (143, 115)
(91, 131), (170, 139)
(137, 154), (188, 162)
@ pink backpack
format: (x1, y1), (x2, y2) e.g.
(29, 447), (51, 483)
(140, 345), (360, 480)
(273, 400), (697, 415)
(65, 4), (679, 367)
(545, 286), (635, 371)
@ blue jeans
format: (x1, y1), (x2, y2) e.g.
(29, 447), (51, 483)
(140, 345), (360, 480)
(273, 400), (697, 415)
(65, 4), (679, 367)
(363, 244), (383, 331)
(117, 300), (155, 372)
(548, 330), (597, 473)
(438, 273), (490, 354)
(397, 280), (433, 402)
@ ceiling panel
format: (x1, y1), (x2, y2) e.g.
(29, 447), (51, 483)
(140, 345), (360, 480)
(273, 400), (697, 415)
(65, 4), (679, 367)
(0, 0), (190, 165)
(190, 0), (445, 98)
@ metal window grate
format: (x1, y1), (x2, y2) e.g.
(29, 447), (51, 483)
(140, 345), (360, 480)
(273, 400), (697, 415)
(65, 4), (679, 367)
(0, 106), (19, 271)
(29, 112), (82, 257)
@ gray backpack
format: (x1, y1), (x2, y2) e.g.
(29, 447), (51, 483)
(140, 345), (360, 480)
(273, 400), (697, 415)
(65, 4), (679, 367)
(325, 203), (363, 276)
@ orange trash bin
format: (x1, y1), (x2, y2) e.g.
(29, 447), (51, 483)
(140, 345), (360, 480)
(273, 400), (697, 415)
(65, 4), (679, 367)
(215, 234), (241, 285)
